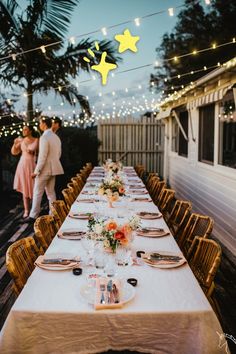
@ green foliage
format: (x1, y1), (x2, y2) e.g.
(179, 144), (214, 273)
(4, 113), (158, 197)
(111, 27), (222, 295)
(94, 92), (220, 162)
(151, 0), (236, 93)
(0, 0), (121, 120)
(0, 126), (100, 191)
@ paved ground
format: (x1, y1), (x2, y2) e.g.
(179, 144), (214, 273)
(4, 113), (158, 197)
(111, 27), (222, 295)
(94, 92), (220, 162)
(0, 193), (235, 353)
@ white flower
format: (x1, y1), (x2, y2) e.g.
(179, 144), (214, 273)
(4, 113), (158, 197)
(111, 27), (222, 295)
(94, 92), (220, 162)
(129, 215), (140, 230)
(94, 224), (103, 234)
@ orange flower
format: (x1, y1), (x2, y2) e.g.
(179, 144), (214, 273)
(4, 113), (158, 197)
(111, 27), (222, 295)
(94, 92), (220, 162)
(120, 224), (132, 236)
(105, 221), (117, 231)
(114, 231), (125, 240)
(120, 237), (129, 245)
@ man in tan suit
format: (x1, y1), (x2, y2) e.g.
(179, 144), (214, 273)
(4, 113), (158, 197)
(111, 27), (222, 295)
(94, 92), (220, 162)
(27, 117), (64, 221)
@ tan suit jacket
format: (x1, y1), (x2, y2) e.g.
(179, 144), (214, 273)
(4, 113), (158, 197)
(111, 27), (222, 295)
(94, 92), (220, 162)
(34, 129), (64, 176)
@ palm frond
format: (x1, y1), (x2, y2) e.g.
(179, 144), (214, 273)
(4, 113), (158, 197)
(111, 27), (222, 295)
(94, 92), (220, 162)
(0, 0), (19, 40)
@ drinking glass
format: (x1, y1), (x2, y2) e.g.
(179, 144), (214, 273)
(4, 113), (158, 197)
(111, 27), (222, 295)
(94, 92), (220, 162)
(115, 245), (132, 266)
(81, 238), (95, 266)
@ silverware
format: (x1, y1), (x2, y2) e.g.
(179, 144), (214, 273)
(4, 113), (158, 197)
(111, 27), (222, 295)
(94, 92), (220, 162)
(148, 253), (182, 261)
(141, 228), (164, 233)
(100, 284), (106, 304)
(107, 280), (113, 304)
(42, 258), (77, 264)
(112, 283), (120, 303)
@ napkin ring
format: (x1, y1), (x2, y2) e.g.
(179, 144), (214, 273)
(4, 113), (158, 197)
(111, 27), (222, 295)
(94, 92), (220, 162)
(127, 278), (138, 287)
(136, 250), (145, 258)
(73, 268), (83, 276)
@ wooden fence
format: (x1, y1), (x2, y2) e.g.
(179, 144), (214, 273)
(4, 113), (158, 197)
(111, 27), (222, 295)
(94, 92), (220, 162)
(97, 115), (164, 175)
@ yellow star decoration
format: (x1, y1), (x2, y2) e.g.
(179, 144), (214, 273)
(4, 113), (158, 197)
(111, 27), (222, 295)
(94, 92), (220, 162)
(115, 29), (140, 53)
(91, 52), (117, 85)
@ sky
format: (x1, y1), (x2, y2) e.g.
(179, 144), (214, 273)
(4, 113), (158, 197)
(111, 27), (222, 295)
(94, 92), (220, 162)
(13, 0), (183, 121)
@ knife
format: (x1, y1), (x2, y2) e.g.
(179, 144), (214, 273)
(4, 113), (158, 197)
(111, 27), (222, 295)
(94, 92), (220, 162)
(42, 258), (77, 264)
(112, 283), (120, 303)
(107, 280), (113, 303)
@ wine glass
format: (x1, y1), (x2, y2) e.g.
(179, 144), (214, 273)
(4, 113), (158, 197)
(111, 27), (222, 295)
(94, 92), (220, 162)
(81, 238), (95, 266)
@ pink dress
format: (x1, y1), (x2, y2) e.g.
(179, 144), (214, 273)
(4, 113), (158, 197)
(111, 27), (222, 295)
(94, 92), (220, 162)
(13, 139), (39, 199)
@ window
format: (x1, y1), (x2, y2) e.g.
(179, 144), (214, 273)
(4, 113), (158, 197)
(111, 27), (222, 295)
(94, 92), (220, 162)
(171, 110), (188, 157)
(171, 118), (178, 152)
(199, 104), (215, 164)
(178, 111), (188, 157)
(219, 121), (236, 169)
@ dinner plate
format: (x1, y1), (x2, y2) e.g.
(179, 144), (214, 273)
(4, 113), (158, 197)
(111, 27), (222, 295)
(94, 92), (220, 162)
(57, 229), (86, 240)
(80, 282), (135, 305)
(136, 229), (169, 237)
(35, 255), (79, 271)
(142, 251), (186, 269)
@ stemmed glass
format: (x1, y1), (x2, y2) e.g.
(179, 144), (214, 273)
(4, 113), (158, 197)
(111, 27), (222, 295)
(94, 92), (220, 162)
(81, 238), (95, 266)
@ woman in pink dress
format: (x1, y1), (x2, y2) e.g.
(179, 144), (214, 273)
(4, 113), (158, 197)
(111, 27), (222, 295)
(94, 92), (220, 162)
(11, 125), (39, 218)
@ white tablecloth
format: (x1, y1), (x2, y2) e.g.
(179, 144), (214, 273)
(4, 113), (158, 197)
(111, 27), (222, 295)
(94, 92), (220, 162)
(0, 167), (224, 354)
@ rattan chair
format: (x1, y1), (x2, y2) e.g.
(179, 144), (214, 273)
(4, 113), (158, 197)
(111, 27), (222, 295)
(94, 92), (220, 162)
(187, 236), (221, 299)
(152, 180), (167, 205)
(146, 175), (160, 194)
(158, 188), (175, 215)
(177, 213), (214, 257)
(71, 176), (84, 191)
(67, 181), (79, 200)
(50, 200), (69, 227)
(34, 215), (58, 252)
(62, 187), (75, 210)
(6, 236), (43, 295)
(166, 200), (192, 236)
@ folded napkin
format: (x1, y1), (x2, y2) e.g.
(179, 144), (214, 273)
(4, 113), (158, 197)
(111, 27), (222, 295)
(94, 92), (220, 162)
(69, 212), (92, 219)
(136, 211), (162, 219)
(95, 278), (123, 310)
(131, 198), (152, 202)
(35, 255), (79, 270)
(58, 230), (86, 239)
(129, 185), (145, 189)
(76, 198), (95, 203)
(142, 252), (184, 265)
(130, 190), (148, 195)
(81, 190), (94, 195)
(136, 228), (169, 237)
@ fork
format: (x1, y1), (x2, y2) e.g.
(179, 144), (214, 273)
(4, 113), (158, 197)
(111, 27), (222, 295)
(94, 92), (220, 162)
(100, 284), (106, 304)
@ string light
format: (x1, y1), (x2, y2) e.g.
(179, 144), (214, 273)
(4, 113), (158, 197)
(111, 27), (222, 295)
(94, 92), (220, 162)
(168, 8), (174, 16)
(101, 27), (107, 36)
(69, 37), (76, 45)
(40, 46), (46, 54)
(134, 18), (140, 26)
(212, 43), (217, 49)
(0, 4), (186, 62)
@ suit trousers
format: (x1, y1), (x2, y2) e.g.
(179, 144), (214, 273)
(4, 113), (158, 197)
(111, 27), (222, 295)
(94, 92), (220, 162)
(30, 174), (56, 218)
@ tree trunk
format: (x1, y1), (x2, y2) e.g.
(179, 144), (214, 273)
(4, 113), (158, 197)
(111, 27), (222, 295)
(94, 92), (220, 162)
(26, 65), (33, 122)
(26, 86), (33, 122)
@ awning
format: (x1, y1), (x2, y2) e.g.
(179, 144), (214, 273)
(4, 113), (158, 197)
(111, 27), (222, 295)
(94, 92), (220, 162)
(186, 84), (234, 109)
(156, 107), (172, 120)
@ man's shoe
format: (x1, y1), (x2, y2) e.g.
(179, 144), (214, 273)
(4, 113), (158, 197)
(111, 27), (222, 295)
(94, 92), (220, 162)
(23, 217), (36, 224)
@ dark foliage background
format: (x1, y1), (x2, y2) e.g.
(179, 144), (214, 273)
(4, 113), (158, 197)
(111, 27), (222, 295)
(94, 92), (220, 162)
(0, 126), (100, 194)
(150, 0), (236, 95)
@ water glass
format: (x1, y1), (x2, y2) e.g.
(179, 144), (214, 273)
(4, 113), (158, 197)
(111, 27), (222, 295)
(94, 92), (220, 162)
(116, 245), (132, 266)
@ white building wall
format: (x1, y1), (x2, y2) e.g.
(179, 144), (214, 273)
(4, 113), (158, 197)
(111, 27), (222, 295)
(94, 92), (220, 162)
(166, 106), (236, 255)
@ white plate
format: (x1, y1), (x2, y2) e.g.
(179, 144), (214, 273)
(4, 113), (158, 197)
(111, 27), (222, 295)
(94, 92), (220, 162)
(142, 251), (186, 269)
(80, 282), (135, 305)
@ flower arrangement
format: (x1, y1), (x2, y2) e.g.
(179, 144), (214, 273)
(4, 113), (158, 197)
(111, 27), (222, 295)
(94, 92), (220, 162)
(97, 176), (125, 204)
(87, 215), (140, 252)
(103, 159), (123, 174)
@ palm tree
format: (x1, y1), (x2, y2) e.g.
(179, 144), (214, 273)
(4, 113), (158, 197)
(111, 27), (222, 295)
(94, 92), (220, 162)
(0, 0), (120, 121)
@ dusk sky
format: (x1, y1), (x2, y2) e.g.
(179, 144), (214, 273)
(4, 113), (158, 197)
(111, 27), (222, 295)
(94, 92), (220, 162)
(14, 0), (184, 119)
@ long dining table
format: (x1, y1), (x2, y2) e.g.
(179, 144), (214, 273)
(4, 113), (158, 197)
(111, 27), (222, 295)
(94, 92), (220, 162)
(0, 167), (225, 354)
